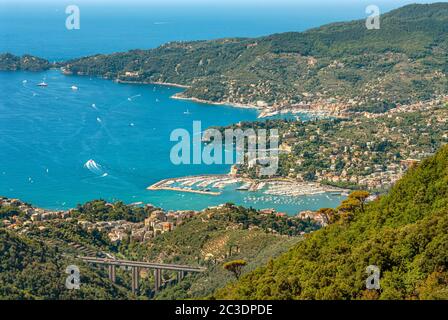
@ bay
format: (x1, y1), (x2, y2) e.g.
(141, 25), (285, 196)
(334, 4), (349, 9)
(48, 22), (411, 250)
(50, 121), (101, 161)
(0, 69), (345, 213)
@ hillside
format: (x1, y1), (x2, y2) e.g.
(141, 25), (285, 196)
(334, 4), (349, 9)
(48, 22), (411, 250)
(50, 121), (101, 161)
(0, 199), (313, 299)
(0, 53), (50, 71)
(106, 203), (313, 299)
(218, 100), (448, 188)
(213, 144), (448, 300)
(58, 3), (448, 114)
(0, 229), (131, 299)
(133, 206), (306, 299)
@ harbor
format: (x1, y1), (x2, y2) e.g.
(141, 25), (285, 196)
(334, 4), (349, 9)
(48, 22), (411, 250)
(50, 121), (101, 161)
(147, 174), (348, 198)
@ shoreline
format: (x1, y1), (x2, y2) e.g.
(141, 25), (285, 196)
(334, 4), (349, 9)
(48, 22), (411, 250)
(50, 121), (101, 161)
(115, 78), (341, 118)
(171, 93), (261, 111)
(65, 70), (339, 119)
(115, 79), (191, 89)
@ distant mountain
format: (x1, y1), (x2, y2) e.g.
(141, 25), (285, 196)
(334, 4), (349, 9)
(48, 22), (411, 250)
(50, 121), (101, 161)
(213, 144), (448, 300)
(1, 4), (447, 114)
(58, 3), (448, 113)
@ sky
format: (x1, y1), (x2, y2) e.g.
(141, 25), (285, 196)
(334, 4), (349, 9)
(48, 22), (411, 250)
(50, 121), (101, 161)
(1, 0), (446, 60)
(0, 0), (445, 7)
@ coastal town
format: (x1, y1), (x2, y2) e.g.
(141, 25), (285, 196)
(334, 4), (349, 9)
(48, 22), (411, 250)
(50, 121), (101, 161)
(229, 99), (448, 191)
(0, 196), (328, 246)
(0, 197), (199, 243)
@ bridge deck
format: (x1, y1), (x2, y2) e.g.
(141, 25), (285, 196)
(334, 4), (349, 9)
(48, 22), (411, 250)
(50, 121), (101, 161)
(79, 256), (206, 273)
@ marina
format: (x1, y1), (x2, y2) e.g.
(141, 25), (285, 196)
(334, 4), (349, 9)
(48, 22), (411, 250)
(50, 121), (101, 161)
(148, 174), (348, 199)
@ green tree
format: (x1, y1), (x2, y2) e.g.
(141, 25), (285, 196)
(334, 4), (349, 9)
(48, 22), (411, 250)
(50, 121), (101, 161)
(223, 260), (247, 279)
(348, 191), (370, 212)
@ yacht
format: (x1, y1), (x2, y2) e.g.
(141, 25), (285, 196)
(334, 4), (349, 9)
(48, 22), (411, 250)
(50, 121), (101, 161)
(37, 81), (48, 87)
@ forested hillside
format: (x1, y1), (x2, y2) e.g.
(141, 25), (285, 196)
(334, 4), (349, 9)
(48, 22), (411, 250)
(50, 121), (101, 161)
(0, 201), (312, 299)
(0, 53), (50, 71)
(140, 215), (300, 299)
(59, 3), (448, 113)
(214, 144), (448, 299)
(1, 4), (447, 113)
(0, 229), (130, 299)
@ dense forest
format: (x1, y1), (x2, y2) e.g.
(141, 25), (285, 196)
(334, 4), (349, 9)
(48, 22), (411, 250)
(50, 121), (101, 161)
(0, 199), (315, 299)
(213, 144), (448, 299)
(0, 53), (50, 71)
(0, 229), (131, 299)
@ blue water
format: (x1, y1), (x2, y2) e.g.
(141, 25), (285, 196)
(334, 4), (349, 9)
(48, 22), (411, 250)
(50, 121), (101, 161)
(2, 0), (430, 213)
(0, 1), (434, 60)
(0, 70), (345, 213)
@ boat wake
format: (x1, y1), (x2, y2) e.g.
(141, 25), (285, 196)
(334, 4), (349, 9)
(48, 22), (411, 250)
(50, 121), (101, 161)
(127, 94), (141, 101)
(84, 159), (107, 177)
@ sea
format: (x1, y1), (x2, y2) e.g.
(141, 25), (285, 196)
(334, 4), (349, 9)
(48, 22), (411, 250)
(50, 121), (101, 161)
(0, 0), (430, 214)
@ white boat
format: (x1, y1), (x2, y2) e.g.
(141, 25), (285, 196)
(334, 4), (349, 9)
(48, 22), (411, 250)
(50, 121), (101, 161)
(71, 85), (78, 90)
(37, 81), (48, 87)
(183, 109), (191, 115)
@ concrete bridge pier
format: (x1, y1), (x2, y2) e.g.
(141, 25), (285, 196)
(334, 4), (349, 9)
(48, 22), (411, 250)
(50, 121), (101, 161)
(131, 266), (139, 294)
(108, 265), (116, 283)
(154, 268), (162, 292)
(177, 270), (185, 282)
(79, 256), (206, 295)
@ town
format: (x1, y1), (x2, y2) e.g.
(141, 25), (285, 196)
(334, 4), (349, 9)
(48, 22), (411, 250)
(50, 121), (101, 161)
(229, 98), (448, 191)
(0, 197), (329, 246)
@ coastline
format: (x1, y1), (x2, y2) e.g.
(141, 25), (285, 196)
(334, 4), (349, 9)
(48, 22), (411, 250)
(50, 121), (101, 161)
(171, 93), (340, 119)
(171, 93), (261, 111)
(115, 79), (191, 89)
(65, 70), (339, 119)
(257, 107), (340, 119)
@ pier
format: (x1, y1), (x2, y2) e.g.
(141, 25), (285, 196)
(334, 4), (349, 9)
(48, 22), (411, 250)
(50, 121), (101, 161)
(147, 174), (247, 196)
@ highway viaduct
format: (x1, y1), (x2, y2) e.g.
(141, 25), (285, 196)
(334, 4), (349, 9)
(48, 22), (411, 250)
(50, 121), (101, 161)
(80, 256), (206, 294)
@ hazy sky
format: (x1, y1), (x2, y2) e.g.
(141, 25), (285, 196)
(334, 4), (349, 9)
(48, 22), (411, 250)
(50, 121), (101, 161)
(1, 0), (446, 14)
(1, 0), (445, 7)
(1, 0), (445, 60)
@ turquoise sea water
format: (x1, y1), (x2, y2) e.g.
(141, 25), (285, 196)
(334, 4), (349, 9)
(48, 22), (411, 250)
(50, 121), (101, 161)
(0, 70), (345, 213)
(2, 1), (427, 213)
(0, 1), (430, 60)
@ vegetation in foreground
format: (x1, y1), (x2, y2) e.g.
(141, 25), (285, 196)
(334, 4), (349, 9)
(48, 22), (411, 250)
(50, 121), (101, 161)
(213, 145), (448, 300)
(0, 200), (311, 299)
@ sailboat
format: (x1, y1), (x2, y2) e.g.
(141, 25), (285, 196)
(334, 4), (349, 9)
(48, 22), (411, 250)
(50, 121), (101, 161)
(37, 81), (48, 87)
(183, 109), (191, 115)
